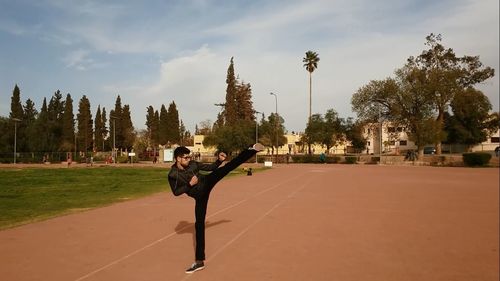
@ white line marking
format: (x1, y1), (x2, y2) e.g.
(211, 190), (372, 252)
(73, 172), (306, 281)
(181, 177), (313, 281)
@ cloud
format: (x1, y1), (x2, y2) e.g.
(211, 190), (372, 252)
(0, 0), (497, 134)
(63, 49), (107, 71)
(101, 45), (230, 131)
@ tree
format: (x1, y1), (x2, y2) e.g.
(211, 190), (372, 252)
(33, 98), (50, 152)
(323, 109), (344, 151)
(121, 104), (135, 150)
(110, 95), (123, 149)
(0, 117), (9, 153)
(76, 95), (93, 155)
(47, 90), (65, 152)
(303, 109), (344, 153)
(158, 104), (168, 145)
(255, 113), (287, 155)
(204, 120), (256, 153)
(94, 105), (105, 152)
(352, 66), (438, 159)
(60, 94), (75, 152)
(303, 50), (320, 154)
(10, 84), (24, 120)
(224, 57), (238, 125)
(409, 33), (495, 154)
(179, 120), (193, 146)
(101, 107), (109, 151)
(204, 58), (258, 153)
(23, 98), (38, 152)
(196, 120), (213, 135)
(145, 105), (160, 149)
(235, 82), (254, 122)
(145, 105), (156, 147)
(445, 88), (498, 150)
(303, 113), (324, 149)
(303, 51), (320, 124)
(344, 118), (367, 153)
(166, 101), (180, 144)
(9, 84), (25, 152)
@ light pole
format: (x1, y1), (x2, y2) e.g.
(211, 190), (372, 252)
(270, 92), (278, 162)
(12, 118), (21, 164)
(254, 110), (263, 164)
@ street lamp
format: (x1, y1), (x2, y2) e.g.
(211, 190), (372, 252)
(12, 118), (21, 164)
(254, 110), (263, 164)
(269, 92), (278, 162)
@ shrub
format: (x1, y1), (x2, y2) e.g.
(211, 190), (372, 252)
(327, 156), (341, 163)
(462, 152), (492, 167)
(344, 156), (357, 164)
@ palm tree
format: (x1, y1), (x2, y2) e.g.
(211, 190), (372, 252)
(303, 51), (320, 125)
(303, 50), (320, 154)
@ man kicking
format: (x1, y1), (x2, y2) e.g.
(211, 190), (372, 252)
(168, 143), (264, 273)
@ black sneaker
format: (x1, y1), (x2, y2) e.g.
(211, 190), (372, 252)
(185, 262), (204, 274)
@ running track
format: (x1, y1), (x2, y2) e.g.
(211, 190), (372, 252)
(0, 164), (498, 281)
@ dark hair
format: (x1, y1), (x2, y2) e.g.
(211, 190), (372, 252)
(173, 146), (191, 160)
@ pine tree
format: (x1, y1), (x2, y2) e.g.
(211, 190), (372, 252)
(110, 95), (123, 149)
(146, 106), (155, 146)
(9, 84), (25, 152)
(179, 120), (186, 145)
(33, 98), (50, 152)
(23, 98), (38, 152)
(101, 107), (108, 151)
(60, 94), (75, 152)
(224, 57), (238, 125)
(159, 104), (168, 145)
(153, 110), (160, 147)
(204, 58), (257, 152)
(109, 109), (116, 151)
(121, 104), (135, 150)
(166, 101), (180, 144)
(18, 99), (38, 151)
(235, 82), (254, 122)
(94, 105), (103, 152)
(47, 90), (65, 152)
(77, 95), (94, 154)
(10, 84), (24, 120)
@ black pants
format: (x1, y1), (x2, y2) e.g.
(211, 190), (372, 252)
(194, 149), (257, 261)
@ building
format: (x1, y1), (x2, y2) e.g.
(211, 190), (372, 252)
(363, 122), (500, 154)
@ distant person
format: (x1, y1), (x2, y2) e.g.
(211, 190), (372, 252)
(495, 146), (499, 157)
(168, 143), (264, 274)
(319, 152), (326, 163)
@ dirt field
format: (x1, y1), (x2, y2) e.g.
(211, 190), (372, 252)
(0, 164), (498, 281)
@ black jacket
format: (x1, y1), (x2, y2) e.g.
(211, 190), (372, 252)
(167, 159), (222, 198)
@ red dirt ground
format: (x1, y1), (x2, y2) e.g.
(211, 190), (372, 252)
(0, 164), (498, 281)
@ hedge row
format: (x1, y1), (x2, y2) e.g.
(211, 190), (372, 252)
(462, 152), (492, 167)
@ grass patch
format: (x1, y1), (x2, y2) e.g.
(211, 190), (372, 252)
(0, 166), (258, 230)
(0, 167), (170, 229)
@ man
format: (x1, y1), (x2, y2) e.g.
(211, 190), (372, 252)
(168, 143), (264, 273)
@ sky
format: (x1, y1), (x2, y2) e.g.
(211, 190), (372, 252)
(1, 0), (498, 134)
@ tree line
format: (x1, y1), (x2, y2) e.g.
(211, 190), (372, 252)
(0, 87), (138, 160)
(351, 34), (498, 159)
(1, 34), (497, 162)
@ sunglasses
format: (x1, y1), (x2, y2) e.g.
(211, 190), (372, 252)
(181, 156), (192, 160)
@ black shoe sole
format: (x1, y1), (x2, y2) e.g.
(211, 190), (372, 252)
(185, 266), (204, 274)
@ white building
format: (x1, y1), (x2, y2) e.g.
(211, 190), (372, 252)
(363, 122), (499, 154)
